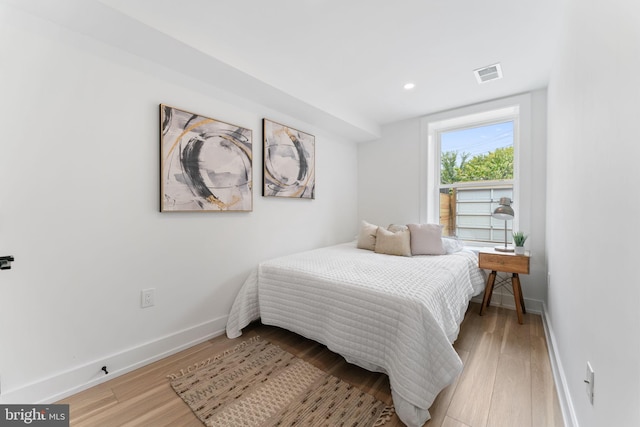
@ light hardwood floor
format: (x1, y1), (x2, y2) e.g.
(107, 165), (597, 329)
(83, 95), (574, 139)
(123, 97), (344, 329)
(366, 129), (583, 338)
(57, 303), (564, 426)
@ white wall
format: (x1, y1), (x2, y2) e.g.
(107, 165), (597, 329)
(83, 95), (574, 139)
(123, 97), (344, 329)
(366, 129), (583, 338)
(546, 0), (640, 426)
(358, 91), (549, 306)
(0, 5), (358, 402)
(357, 118), (421, 226)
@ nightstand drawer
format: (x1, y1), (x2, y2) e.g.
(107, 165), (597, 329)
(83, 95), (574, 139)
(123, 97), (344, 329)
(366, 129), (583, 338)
(479, 252), (530, 274)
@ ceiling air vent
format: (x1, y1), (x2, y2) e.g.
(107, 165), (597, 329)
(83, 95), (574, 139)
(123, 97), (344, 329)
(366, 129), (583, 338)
(474, 63), (503, 84)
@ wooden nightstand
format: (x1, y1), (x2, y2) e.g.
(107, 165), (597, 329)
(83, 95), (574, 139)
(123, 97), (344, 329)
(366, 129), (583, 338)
(478, 249), (530, 324)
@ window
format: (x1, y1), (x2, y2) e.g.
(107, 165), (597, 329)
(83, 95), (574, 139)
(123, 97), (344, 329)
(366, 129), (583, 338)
(425, 106), (520, 244)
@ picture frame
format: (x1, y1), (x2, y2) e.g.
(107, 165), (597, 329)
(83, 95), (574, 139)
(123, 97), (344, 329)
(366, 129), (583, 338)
(160, 104), (253, 212)
(262, 119), (315, 199)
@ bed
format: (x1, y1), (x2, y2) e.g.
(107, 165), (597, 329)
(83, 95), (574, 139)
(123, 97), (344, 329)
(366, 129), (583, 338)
(226, 240), (485, 426)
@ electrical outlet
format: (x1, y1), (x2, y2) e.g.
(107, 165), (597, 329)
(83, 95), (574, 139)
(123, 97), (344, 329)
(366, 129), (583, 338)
(585, 362), (594, 404)
(141, 288), (155, 308)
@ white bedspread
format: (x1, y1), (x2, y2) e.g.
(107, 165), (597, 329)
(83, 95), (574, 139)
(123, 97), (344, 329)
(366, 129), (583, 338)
(226, 242), (485, 426)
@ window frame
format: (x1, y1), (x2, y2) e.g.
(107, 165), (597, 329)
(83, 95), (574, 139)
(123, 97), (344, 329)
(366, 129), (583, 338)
(421, 104), (522, 246)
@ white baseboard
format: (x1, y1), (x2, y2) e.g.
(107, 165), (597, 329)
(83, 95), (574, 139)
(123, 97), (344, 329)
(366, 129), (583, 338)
(541, 303), (579, 427)
(0, 316), (228, 404)
(470, 291), (543, 314)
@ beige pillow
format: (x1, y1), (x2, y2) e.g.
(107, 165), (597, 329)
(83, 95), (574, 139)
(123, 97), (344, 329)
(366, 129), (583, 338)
(357, 220), (379, 251)
(407, 223), (446, 255)
(374, 227), (411, 257)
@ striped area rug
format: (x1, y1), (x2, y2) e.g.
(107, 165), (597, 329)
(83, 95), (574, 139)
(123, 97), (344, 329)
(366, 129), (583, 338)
(168, 337), (393, 426)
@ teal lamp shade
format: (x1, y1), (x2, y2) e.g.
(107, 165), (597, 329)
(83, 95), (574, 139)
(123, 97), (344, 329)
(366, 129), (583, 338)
(492, 197), (514, 251)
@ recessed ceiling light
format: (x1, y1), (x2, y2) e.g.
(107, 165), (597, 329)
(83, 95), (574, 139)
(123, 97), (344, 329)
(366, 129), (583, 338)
(403, 82), (416, 90)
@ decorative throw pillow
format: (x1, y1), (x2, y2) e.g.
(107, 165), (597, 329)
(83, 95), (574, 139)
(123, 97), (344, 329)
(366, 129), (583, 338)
(442, 237), (464, 254)
(387, 224), (408, 233)
(374, 227), (412, 257)
(407, 223), (446, 255)
(357, 220), (379, 251)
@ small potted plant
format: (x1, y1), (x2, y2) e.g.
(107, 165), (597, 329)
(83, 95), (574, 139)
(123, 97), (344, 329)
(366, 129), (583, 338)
(512, 231), (528, 255)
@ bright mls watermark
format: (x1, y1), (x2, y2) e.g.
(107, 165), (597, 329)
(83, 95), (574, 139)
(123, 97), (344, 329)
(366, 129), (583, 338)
(0, 405), (69, 426)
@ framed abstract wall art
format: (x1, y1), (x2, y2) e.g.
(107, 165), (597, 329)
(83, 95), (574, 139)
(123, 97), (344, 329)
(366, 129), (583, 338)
(160, 104), (253, 212)
(262, 119), (315, 199)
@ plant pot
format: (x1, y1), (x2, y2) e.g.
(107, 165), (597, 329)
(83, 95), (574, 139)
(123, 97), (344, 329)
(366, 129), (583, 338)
(514, 246), (525, 255)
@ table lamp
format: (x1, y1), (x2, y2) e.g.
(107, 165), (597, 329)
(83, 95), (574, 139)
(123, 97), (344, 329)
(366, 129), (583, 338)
(492, 197), (514, 252)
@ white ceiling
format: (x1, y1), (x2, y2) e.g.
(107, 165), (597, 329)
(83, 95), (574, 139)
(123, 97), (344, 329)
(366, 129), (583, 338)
(8, 0), (565, 141)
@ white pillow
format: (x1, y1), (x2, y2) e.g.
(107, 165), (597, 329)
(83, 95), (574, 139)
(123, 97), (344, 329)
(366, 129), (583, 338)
(407, 223), (446, 255)
(387, 224), (408, 233)
(374, 227), (412, 257)
(442, 237), (464, 254)
(357, 220), (379, 251)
